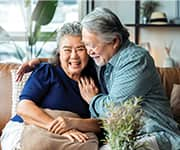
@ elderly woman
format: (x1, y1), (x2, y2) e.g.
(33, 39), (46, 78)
(1, 22), (100, 150)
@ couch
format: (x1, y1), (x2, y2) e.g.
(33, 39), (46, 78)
(0, 63), (180, 150)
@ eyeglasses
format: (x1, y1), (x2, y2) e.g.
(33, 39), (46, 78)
(84, 42), (105, 50)
(84, 41), (112, 51)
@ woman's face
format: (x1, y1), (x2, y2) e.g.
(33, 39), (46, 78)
(58, 35), (88, 80)
(82, 28), (118, 66)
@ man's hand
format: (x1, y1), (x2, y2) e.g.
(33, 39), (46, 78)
(78, 77), (99, 104)
(61, 129), (88, 143)
(16, 58), (41, 82)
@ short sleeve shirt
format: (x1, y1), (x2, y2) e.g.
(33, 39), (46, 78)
(12, 63), (90, 122)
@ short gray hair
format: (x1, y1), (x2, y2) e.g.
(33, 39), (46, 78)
(56, 21), (82, 48)
(81, 7), (129, 43)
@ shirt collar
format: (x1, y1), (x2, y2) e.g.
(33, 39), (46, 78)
(108, 39), (130, 67)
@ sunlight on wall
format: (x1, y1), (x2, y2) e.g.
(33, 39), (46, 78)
(139, 28), (180, 67)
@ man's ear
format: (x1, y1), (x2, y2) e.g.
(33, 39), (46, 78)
(113, 35), (121, 50)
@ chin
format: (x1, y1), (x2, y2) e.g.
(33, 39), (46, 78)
(70, 68), (82, 74)
(94, 60), (106, 67)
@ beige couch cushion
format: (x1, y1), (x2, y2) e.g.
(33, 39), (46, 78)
(0, 64), (19, 134)
(157, 67), (180, 99)
(11, 70), (31, 117)
(21, 109), (98, 150)
(170, 84), (180, 122)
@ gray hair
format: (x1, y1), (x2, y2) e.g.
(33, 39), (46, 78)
(56, 21), (82, 48)
(81, 7), (129, 44)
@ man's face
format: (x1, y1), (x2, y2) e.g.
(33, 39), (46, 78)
(82, 28), (116, 66)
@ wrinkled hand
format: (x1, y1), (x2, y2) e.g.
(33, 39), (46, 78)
(78, 77), (99, 104)
(16, 58), (40, 82)
(62, 129), (88, 143)
(48, 116), (72, 134)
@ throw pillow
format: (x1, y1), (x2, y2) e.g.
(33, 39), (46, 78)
(21, 109), (99, 150)
(170, 84), (180, 120)
(11, 69), (31, 117)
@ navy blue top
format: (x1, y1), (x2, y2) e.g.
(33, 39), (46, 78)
(11, 63), (90, 122)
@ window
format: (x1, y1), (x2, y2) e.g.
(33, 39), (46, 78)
(0, 0), (79, 63)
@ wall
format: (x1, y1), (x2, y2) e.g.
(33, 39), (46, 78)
(93, 0), (180, 67)
(139, 0), (180, 67)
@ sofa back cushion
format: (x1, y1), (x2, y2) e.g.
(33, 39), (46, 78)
(0, 63), (19, 134)
(157, 67), (180, 99)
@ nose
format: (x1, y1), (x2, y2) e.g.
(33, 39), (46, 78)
(87, 47), (94, 55)
(70, 49), (78, 58)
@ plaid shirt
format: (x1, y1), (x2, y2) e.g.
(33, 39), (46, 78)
(90, 40), (180, 150)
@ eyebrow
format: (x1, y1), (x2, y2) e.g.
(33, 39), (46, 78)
(62, 45), (85, 49)
(62, 46), (71, 48)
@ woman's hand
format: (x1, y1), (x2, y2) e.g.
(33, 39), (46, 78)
(78, 77), (99, 104)
(61, 129), (88, 143)
(16, 58), (41, 82)
(48, 116), (72, 134)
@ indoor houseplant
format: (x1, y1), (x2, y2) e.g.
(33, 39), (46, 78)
(141, 0), (160, 23)
(27, 0), (58, 59)
(101, 97), (149, 150)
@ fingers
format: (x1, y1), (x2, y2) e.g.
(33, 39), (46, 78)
(62, 129), (88, 143)
(16, 71), (24, 82)
(69, 131), (88, 143)
(16, 64), (26, 82)
(79, 77), (96, 86)
(78, 77), (99, 94)
(48, 118), (65, 134)
(78, 77), (99, 103)
(48, 117), (71, 134)
(15, 65), (31, 82)
(48, 118), (89, 143)
(63, 134), (74, 142)
(16, 58), (39, 82)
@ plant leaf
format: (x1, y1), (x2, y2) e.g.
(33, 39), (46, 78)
(31, 0), (58, 25)
(35, 30), (57, 57)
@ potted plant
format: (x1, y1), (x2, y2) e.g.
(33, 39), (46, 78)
(101, 97), (150, 150)
(141, 0), (160, 23)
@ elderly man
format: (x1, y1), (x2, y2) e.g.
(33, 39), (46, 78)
(78, 7), (180, 150)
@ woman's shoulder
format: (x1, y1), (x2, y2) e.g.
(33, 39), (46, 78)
(32, 63), (58, 78)
(35, 62), (56, 71)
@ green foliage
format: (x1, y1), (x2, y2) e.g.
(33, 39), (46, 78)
(0, 26), (26, 62)
(141, 1), (160, 21)
(29, 0), (58, 46)
(101, 97), (148, 150)
(0, 0), (58, 62)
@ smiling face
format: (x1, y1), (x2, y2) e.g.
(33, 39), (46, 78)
(58, 35), (88, 80)
(82, 28), (118, 66)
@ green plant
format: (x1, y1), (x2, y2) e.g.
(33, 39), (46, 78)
(141, 1), (160, 22)
(0, 0), (58, 62)
(101, 97), (148, 150)
(27, 0), (58, 59)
